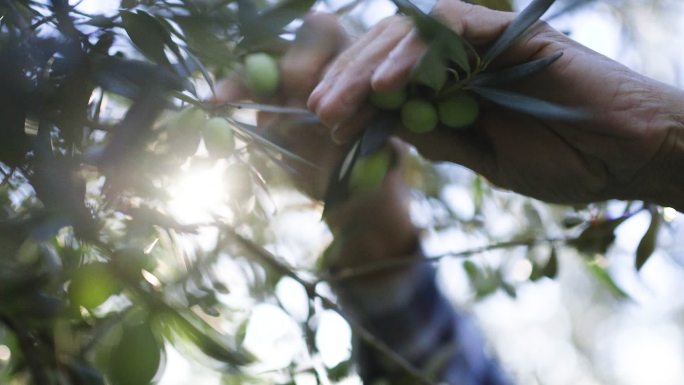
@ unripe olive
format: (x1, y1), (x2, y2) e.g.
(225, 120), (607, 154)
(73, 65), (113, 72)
(68, 262), (120, 310)
(349, 147), (392, 194)
(203, 117), (234, 158)
(168, 107), (205, 158)
(107, 322), (162, 385)
(369, 89), (407, 110)
(437, 93), (479, 128)
(401, 99), (438, 134)
(244, 52), (279, 97)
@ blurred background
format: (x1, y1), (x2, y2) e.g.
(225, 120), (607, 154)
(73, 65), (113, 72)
(1, 1), (683, 385)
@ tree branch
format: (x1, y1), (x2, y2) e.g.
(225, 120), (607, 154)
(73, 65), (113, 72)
(223, 226), (439, 385)
(319, 236), (568, 283)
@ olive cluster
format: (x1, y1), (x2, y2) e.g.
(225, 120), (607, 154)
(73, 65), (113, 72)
(371, 88), (480, 134)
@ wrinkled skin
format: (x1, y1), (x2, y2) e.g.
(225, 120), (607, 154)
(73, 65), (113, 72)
(307, 0), (684, 209)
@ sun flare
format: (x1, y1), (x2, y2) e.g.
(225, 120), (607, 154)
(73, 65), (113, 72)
(167, 161), (231, 224)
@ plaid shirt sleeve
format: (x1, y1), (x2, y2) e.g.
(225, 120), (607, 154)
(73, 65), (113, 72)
(333, 261), (513, 385)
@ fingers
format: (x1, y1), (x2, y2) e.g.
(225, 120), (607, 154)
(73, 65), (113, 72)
(431, 0), (513, 45)
(371, 30), (425, 92)
(308, 16), (414, 128)
(212, 75), (250, 104)
(280, 12), (349, 101)
(396, 128), (497, 179)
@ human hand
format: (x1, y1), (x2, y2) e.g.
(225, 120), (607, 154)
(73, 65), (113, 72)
(213, 13), (351, 200)
(307, 0), (684, 209)
(214, 13), (422, 265)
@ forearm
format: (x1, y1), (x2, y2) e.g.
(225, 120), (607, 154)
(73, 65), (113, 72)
(323, 147), (511, 384)
(330, 252), (512, 385)
(634, 83), (684, 211)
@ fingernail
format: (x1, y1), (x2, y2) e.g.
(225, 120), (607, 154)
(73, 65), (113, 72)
(372, 59), (392, 86)
(308, 80), (330, 109)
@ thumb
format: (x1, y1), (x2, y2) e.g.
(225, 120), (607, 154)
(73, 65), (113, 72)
(280, 12), (349, 101)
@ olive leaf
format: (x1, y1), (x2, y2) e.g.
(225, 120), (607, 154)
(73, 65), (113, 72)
(121, 10), (171, 66)
(569, 215), (629, 255)
(470, 86), (588, 120)
(412, 41), (448, 91)
(471, 51), (563, 86)
(482, 0), (557, 65)
(392, 0), (471, 73)
(239, 0), (316, 47)
(359, 112), (398, 157)
(635, 206), (661, 271)
(225, 117), (320, 169)
(586, 260), (630, 299)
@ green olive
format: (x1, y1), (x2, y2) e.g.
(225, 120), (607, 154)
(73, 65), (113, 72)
(167, 107), (205, 158)
(401, 99), (438, 134)
(244, 52), (280, 97)
(107, 322), (162, 385)
(348, 147), (392, 194)
(68, 262), (120, 310)
(203, 117), (234, 158)
(369, 89), (407, 110)
(437, 93), (479, 128)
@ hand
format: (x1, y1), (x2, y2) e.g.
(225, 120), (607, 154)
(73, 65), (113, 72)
(214, 14), (422, 265)
(307, 0), (684, 209)
(214, 13), (350, 200)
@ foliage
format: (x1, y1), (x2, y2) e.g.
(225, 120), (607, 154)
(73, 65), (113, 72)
(0, 0), (669, 385)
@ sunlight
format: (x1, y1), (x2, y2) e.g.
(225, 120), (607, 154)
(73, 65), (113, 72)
(167, 161), (230, 224)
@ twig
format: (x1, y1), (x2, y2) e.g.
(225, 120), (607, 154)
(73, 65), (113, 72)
(0, 314), (51, 385)
(319, 237), (568, 283)
(223, 226), (438, 385)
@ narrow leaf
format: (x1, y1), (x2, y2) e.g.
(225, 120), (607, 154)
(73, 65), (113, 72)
(412, 43), (448, 91)
(482, 0), (556, 64)
(471, 86), (588, 120)
(323, 141), (359, 214)
(471, 51), (563, 86)
(121, 11), (170, 65)
(635, 207), (661, 271)
(543, 246), (558, 278)
(217, 102), (315, 115)
(359, 112), (398, 157)
(226, 118), (320, 169)
(587, 260), (630, 299)
(392, 0), (471, 72)
(240, 0), (316, 46)
(183, 47), (215, 95)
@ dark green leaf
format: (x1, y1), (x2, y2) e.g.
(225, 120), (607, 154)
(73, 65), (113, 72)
(359, 112), (398, 157)
(392, 0), (471, 72)
(240, 0), (316, 47)
(174, 16), (235, 65)
(328, 359), (352, 381)
(543, 246), (558, 278)
(471, 86), (588, 120)
(471, 51), (563, 86)
(569, 216), (629, 255)
(635, 207), (661, 271)
(482, 0), (556, 64)
(412, 42), (448, 91)
(121, 10), (170, 65)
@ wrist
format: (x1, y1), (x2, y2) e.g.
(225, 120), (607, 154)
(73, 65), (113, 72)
(640, 84), (684, 211)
